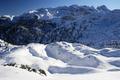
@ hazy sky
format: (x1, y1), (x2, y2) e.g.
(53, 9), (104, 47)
(0, 0), (119, 15)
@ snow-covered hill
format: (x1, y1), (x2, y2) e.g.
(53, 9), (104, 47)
(1, 65), (120, 80)
(0, 39), (120, 80)
(1, 5), (120, 48)
(1, 66), (120, 80)
(1, 5), (120, 80)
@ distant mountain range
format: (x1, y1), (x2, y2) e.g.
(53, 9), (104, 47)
(1, 5), (120, 80)
(0, 5), (120, 48)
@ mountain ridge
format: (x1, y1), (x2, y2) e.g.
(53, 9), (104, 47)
(0, 5), (120, 48)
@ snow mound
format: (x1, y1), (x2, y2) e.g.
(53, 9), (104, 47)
(0, 41), (120, 75)
(46, 42), (101, 68)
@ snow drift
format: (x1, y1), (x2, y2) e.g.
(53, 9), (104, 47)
(0, 40), (120, 75)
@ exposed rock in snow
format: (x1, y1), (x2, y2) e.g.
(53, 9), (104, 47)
(1, 4), (120, 80)
(1, 5), (120, 48)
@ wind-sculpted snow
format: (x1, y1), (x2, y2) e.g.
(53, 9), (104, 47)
(99, 49), (120, 57)
(46, 42), (101, 68)
(109, 60), (120, 67)
(0, 40), (120, 75)
(1, 5), (120, 80)
(48, 66), (98, 74)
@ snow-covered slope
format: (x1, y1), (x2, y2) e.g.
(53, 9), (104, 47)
(0, 66), (46, 80)
(1, 66), (120, 80)
(0, 40), (120, 79)
(0, 40), (120, 73)
(1, 4), (120, 80)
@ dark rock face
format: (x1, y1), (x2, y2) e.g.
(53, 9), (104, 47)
(0, 19), (57, 45)
(1, 5), (120, 48)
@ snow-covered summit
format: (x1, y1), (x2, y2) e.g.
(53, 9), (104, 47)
(13, 5), (106, 21)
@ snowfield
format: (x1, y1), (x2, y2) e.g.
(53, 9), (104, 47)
(0, 66), (46, 80)
(0, 66), (120, 80)
(1, 5), (120, 80)
(0, 40), (120, 80)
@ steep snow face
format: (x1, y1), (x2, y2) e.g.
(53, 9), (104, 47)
(46, 42), (101, 68)
(0, 41), (120, 75)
